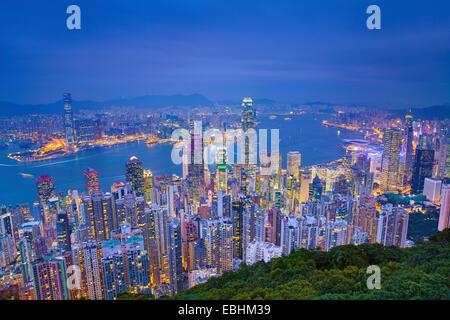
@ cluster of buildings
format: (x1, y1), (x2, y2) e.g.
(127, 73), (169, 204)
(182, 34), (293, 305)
(0, 97), (449, 300)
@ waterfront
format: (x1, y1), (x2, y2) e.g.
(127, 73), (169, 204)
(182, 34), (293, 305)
(0, 114), (363, 206)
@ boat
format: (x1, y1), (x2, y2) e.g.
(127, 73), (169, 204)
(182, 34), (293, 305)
(19, 173), (33, 178)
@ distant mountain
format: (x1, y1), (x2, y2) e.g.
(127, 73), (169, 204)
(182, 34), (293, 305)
(390, 104), (450, 120)
(410, 105), (450, 120)
(0, 94), (448, 119)
(0, 94), (213, 116)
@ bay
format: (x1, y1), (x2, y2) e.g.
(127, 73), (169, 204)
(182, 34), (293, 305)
(0, 114), (362, 206)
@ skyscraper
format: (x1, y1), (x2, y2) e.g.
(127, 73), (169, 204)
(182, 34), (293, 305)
(36, 175), (56, 206)
(287, 151), (301, 179)
(82, 191), (114, 241)
(380, 128), (402, 193)
(82, 242), (104, 300)
(241, 98), (256, 175)
(445, 137), (450, 179)
(423, 178), (442, 203)
(143, 169), (153, 202)
(84, 168), (100, 194)
(404, 111), (414, 181)
(63, 93), (75, 144)
(32, 257), (69, 300)
(232, 199), (244, 259)
(56, 212), (71, 252)
(376, 204), (409, 248)
(241, 97), (255, 132)
(299, 169), (312, 203)
(411, 148), (435, 194)
(167, 218), (184, 295)
(126, 156), (145, 197)
(219, 221), (233, 273)
(438, 184), (450, 231)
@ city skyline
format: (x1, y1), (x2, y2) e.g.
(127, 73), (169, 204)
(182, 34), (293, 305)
(0, 1), (449, 303)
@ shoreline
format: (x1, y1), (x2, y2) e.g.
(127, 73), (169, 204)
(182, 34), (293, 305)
(6, 136), (176, 163)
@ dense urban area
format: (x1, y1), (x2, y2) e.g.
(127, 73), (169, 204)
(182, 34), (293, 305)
(0, 95), (449, 300)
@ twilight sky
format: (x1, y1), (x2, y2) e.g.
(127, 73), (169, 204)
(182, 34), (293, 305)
(0, 0), (449, 107)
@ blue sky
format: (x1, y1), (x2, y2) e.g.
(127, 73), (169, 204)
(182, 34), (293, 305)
(0, 0), (449, 107)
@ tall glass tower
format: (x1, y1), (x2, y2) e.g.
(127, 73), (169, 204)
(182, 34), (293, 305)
(241, 97), (256, 177)
(126, 156), (145, 197)
(241, 97), (255, 132)
(63, 93), (75, 144)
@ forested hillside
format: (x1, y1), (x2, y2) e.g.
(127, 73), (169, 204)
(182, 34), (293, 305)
(169, 229), (450, 300)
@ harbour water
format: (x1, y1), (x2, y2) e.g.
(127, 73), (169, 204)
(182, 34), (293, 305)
(0, 114), (363, 206)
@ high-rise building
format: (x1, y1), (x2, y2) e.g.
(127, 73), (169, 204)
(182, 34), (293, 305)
(438, 184), (450, 231)
(82, 191), (114, 241)
(287, 151), (301, 179)
(241, 97), (256, 172)
(115, 194), (146, 229)
(80, 242), (104, 300)
(63, 93), (75, 144)
(325, 220), (348, 251)
(299, 169), (312, 203)
(377, 204), (409, 248)
(36, 175), (56, 206)
(411, 148), (435, 194)
(404, 111), (414, 181)
(445, 137), (450, 179)
(101, 251), (126, 300)
(423, 178), (442, 203)
(219, 221), (233, 273)
(232, 199), (244, 259)
(241, 97), (255, 132)
(380, 128), (402, 193)
(167, 218), (184, 295)
(84, 168), (100, 194)
(56, 212), (71, 252)
(32, 257), (69, 300)
(143, 169), (153, 202)
(126, 156), (145, 197)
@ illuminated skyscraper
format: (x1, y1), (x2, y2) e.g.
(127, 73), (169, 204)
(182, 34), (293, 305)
(143, 169), (153, 202)
(241, 97), (256, 175)
(56, 212), (71, 252)
(299, 169), (312, 203)
(215, 146), (228, 193)
(36, 175), (56, 206)
(126, 156), (145, 197)
(63, 93), (75, 144)
(232, 199), (244, 259)
(82, 242), (104, 300)
(102, 251), (126, 300)
(287, 151), (301, 179)
(32, 257), (69, 300)
(82, 191), (114, 241)
(167, 218), (184, 295)
(241, 97), (255, 132)
(380, 128), (402, 193)
(218, 221), (233, 273)
(84, 168), (100, 194)
(115, 194), (146, 229)
(404, 111), (414, 180)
